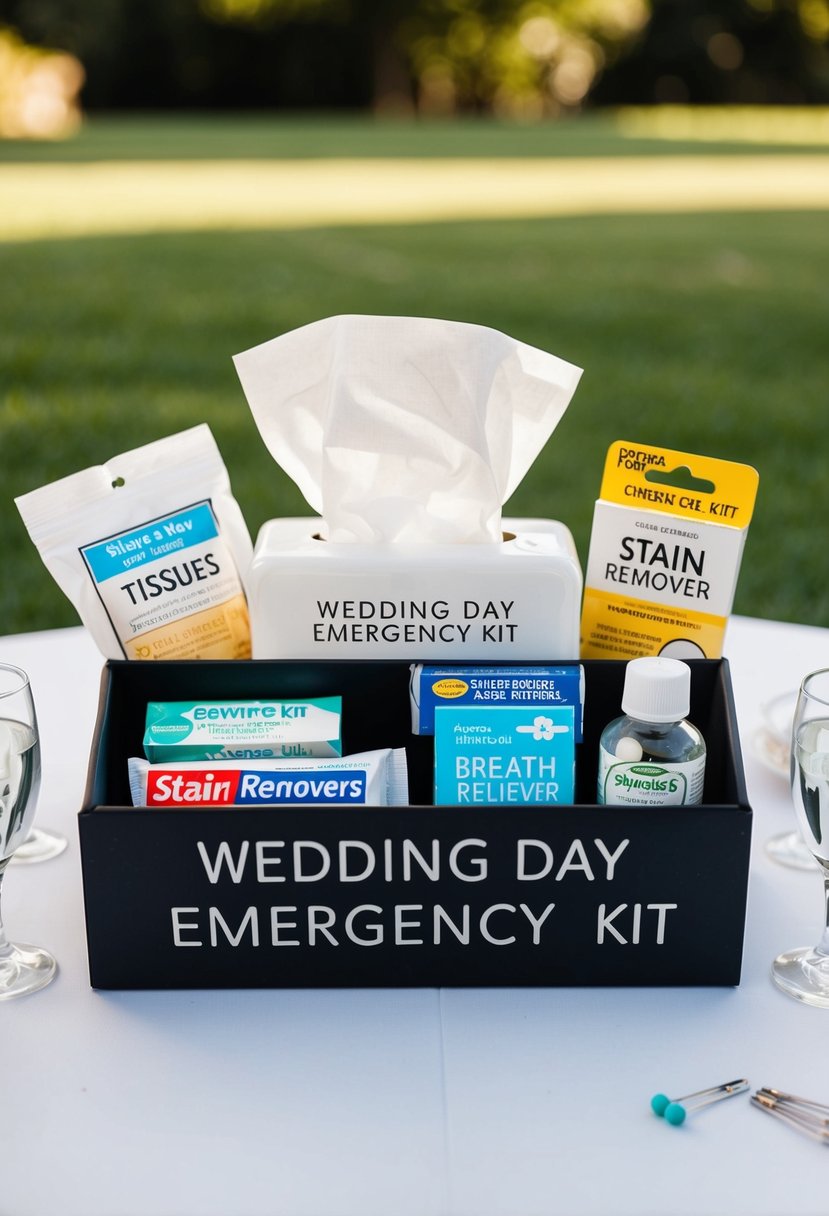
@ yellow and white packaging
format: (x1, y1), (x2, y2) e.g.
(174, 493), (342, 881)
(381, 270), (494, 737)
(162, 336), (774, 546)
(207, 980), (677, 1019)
(580, 441), (758, 660)
(15, 424), (253, 660)
(234, 315), (584, 660)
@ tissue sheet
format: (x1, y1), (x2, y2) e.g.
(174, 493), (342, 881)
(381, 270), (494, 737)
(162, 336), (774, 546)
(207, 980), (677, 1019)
(234, 315), (582, 544)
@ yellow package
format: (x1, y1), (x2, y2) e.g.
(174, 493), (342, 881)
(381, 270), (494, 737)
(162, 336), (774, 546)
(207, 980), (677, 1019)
(580, 441), (758, 660)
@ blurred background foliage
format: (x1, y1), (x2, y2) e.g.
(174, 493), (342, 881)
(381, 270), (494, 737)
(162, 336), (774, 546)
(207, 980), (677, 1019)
(1, 1), (828, 633)
(0, 23), (82, 136)
(1, 0), (829, 135)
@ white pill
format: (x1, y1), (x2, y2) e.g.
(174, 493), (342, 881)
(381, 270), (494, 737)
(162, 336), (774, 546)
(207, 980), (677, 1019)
(615, 736), (643, 762)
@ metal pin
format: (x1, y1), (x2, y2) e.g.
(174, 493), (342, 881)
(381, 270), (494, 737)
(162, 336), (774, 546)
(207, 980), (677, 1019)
(752, 1092), (829, 1144)
(757, 1088), (829, 1120)
(752, 1089), (829, 1143)
(650, 1079), (749, 1126)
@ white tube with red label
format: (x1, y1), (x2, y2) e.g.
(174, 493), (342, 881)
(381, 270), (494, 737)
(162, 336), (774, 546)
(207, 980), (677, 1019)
(128, 748), (409, 808)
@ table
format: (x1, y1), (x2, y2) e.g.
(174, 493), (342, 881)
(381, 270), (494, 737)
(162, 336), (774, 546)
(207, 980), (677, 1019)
(3, 614), (829, 1216)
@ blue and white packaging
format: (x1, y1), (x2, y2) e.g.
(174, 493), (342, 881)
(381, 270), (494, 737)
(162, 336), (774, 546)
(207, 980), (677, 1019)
(411, 664), (583, 740)
(434, 705), (576, 806)
(143, 696), (342, 761)
(15, 424), (253, 661)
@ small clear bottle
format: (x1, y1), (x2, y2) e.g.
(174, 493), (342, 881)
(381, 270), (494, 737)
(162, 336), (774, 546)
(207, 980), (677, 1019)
(597, 657), (706, 806)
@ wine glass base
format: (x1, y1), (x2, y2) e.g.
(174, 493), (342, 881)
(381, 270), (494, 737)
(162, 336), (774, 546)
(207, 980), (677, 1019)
(772, 948), (829, 1008)
(0, 942), (57, 1000)
(765, 830), (818, 871)
(11, 827), (68, 865)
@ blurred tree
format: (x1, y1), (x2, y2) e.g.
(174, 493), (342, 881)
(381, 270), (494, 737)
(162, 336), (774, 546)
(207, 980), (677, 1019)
(591, 0), (829, 104)
(200, 0), (650, 114)
(0, 0), (374, 109)
(0, 24), (83, 135)
(401, 0), (649, 116)
(1, 0), (827, 110)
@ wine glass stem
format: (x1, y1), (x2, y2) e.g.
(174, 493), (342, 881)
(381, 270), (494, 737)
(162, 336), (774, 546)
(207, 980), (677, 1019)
(814, 867), (829, 959)
(0, 864), (10, 959)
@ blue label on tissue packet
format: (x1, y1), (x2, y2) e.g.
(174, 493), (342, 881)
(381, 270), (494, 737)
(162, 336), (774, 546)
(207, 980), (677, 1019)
(434, 705), (575, 806)
(81, 501), (219, 583)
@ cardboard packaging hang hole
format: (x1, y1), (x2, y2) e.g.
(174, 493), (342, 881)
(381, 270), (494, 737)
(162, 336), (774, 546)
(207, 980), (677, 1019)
(248, 517), (583, 660)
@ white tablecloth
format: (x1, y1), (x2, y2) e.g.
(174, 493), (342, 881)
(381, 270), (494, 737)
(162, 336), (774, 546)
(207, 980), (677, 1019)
(2, 615), (829, 1216)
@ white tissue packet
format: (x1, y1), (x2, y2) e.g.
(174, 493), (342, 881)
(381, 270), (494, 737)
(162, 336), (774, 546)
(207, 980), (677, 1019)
(16, 424), (253, 660)
(233, 315), (582, 545)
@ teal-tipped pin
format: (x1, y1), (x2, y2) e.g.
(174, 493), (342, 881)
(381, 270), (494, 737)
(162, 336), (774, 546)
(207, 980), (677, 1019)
(651, 1079), (749, 1126)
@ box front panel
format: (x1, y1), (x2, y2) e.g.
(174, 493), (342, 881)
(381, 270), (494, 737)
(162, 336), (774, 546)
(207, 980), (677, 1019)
(79, 804), (750, 989)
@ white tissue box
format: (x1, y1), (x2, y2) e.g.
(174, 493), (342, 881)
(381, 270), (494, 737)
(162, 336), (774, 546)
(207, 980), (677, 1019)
(248, 517), (582, 660)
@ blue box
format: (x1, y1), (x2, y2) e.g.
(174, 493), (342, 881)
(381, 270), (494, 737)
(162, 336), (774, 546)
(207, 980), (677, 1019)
(434, 704), (576, 806)
(411, 664), (583, 740)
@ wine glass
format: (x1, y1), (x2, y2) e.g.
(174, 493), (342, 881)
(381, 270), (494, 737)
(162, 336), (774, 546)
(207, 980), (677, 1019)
(0, 664), (57, 999)
(766, 829), (818, 871)
(772, 668), (829, 1006)
(11, 825), (68, 864)
(759, 689), (818, 870)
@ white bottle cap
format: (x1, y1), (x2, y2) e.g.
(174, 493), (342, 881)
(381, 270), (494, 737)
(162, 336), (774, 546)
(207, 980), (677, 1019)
(621, 657), (691, 724)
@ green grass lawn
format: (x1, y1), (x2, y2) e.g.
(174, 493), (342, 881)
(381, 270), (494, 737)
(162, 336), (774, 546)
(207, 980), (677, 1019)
(1, 109), (827, 162)
(2, 116), (828, 635)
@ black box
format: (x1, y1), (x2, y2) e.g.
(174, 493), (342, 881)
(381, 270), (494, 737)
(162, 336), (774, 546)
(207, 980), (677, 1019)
(79, 659), (751, 989)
